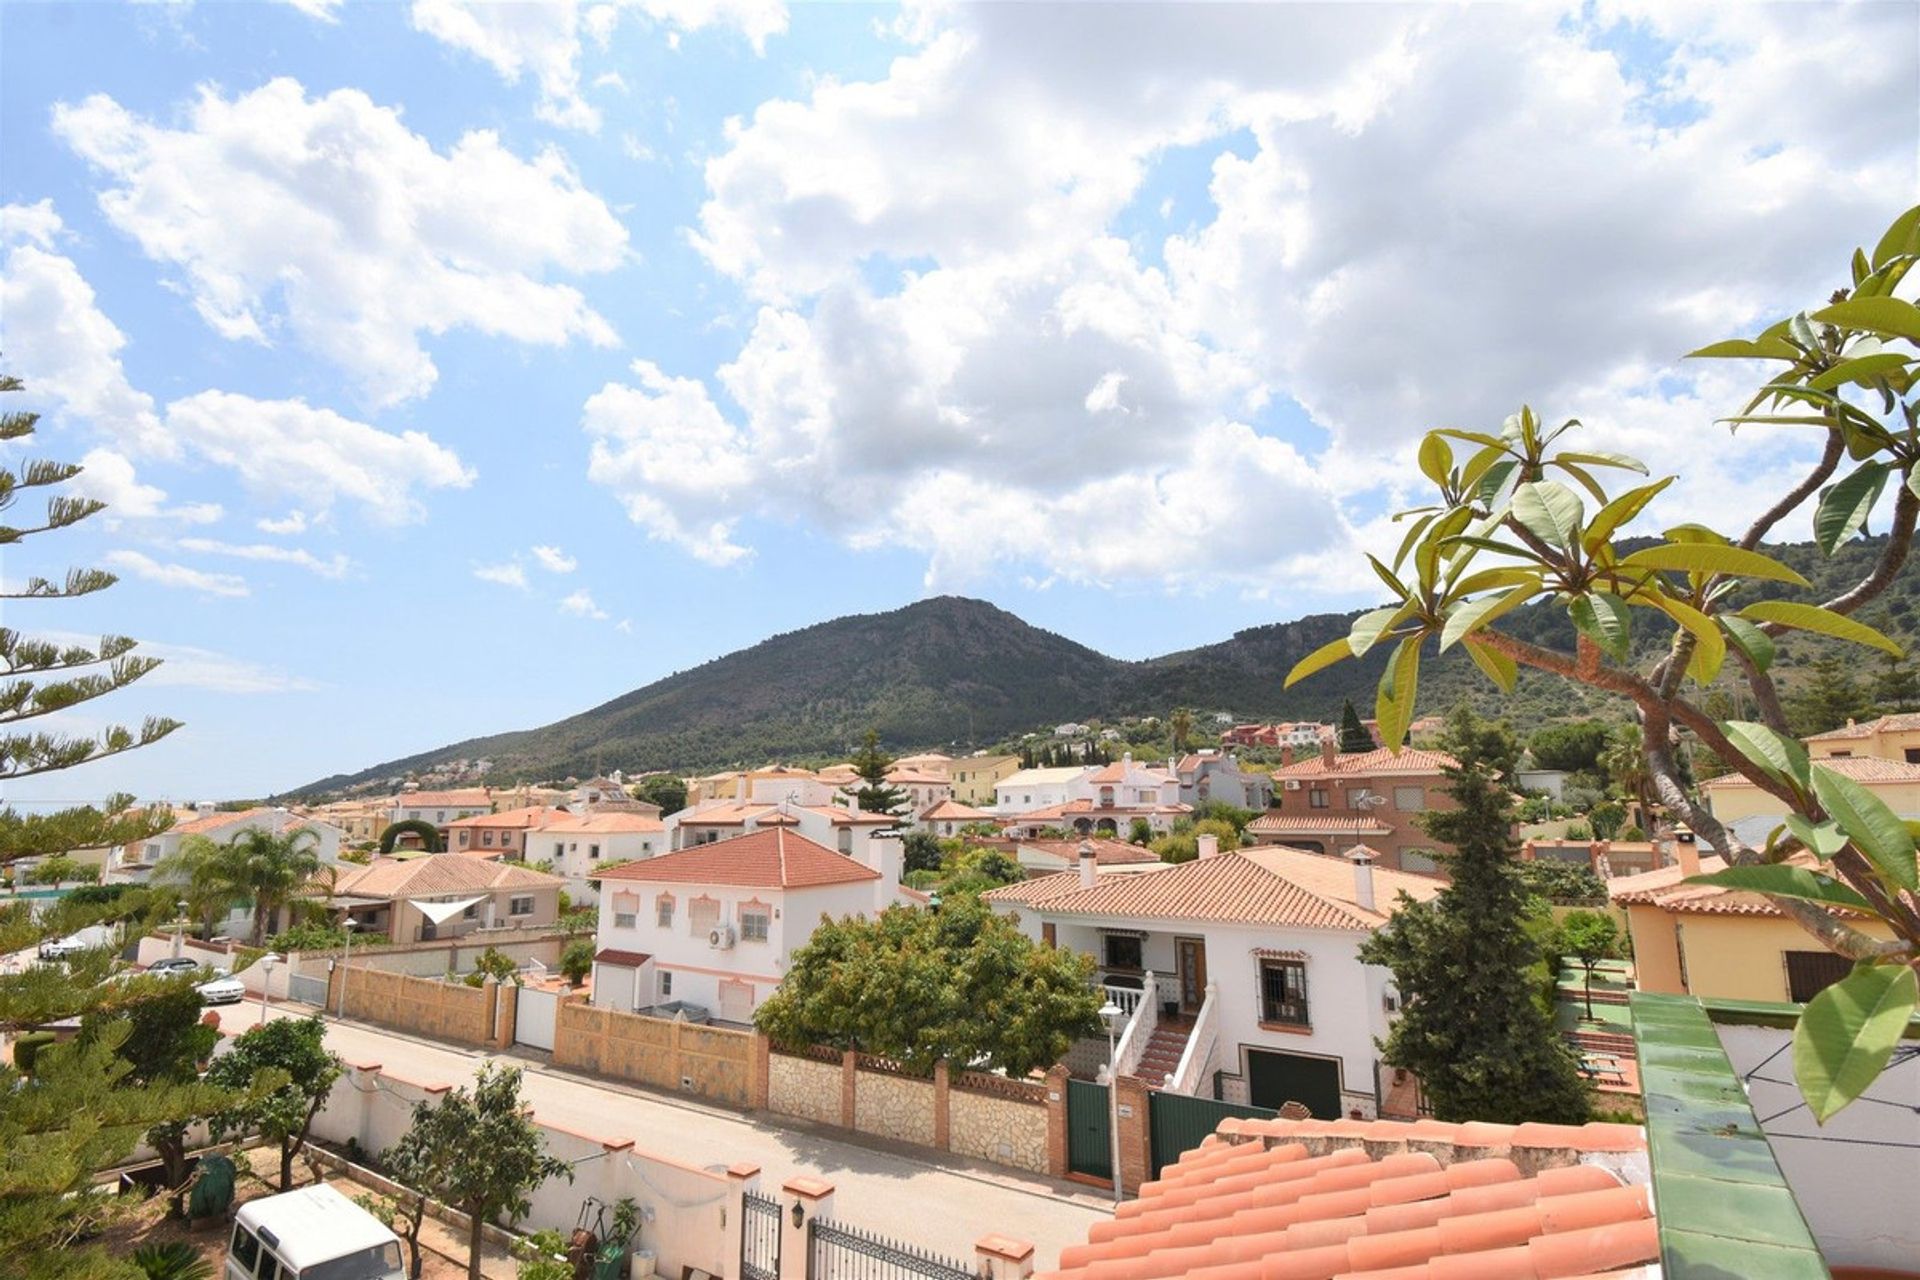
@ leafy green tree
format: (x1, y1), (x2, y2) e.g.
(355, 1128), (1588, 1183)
(1784, 653), (1874, 736)
(466, 946), (521, 988)
(1150, 832), (1197, 863)
(849, 729), (908, 817)
(1587, 800), (1626, 840)
(1527, 721), (1611, 774)
(26, 856), (92, 888)
(1359, 762), (1591, 1125)
(559, 940), (594, 987)
(1872, 653), (1920, 713)
(901, 831), (943, 875)
(1436, 704), (1519, 779)
(160, 827), (327, 946)
(1293, 205), (1920, 1122)
(1127, 817), (1153, 845)
(78, 974), (225, 1208)
(1560, 910), (1621, 1023)
(205, 1016), (342, 1190)
(1169, 707), (1195, 752)
(756, 896), (1098, 1075)
(1598, 727), (1655, 823)
(1513, 859), (1607, 905)
(379, 819), (443, 853)
(631, 774), (688, 813)
(1192, 818), (1241, 851)
(1337, 700), (1373, 753)
(382, 1064), (572, 1280)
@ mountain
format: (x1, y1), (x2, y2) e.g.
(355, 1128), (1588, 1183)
(294, 538), (1918, 795)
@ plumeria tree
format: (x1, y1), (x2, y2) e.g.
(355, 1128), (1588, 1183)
(1291, 205), (1920, 1122)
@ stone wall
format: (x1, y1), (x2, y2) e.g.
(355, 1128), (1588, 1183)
(948, 1082), (1049, 1174)
(328, 964), (502, 1047)
(853, 1066), (937, 1147)
(769, 1051), (842, 1125)
(552, 1000), (754, 1106)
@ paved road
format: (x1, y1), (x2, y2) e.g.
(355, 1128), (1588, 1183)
(209, 999), (1111, 1269)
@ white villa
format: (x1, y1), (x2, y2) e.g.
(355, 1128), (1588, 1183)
(993, 754), (1190, 837)
(984, 838), (1441, 1119)
(589, 826), (917, 1025)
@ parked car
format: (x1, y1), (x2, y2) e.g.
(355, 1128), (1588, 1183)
(37, 935), (88, 961)
(196, 970), (246, 1005)
(146, 957), (203, 975)
(227, 1184), (403, 1280)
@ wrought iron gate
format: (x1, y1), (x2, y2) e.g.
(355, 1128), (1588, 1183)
(807, 1217), (979, 1280)
(741, 1189), (781, 1280)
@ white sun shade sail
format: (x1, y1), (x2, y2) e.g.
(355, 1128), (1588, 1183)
(410, 895), (485, 925)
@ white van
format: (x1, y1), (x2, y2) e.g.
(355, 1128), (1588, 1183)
(227, 1184), (404, 1280)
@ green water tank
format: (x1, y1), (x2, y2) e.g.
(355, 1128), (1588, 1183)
(188, 1154), (236, 1220)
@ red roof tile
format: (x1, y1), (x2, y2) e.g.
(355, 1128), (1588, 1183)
(1803, 712), (1920, 741)
(1701, 755), (1920, 786)
(1248, 815), (1396, 836)
(1040, 1118), (1652, 1280)
(1274, 748), (1460, 780)
(594, 948), (651, 967)
(595, 827), (880, 890)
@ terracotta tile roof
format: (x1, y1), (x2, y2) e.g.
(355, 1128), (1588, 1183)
(982, 847), (1441, 929)
(393, 788), (493, 809)
(920, 798), (998, 822)
(1701, 755), (1920, 787)
(447, 805), (567, 831)
(1012, 799), (1192, 821)
(595, 827), (880, 890)
(537, 812), (667, 835)
(677, 801), (895, 827)
(1041, 1117), (1652, 1280)
(1247, 814), (1397, 836)
(1274, 747), (1461, 780)
(1018, 837), (1163, 865)
(330, 855), (564, 899)
(1606, 849), (1852, 917)
(594, 948), (652, 967)
(169, 806), (275, 836)
(1803, 712), (1920, 741)
(886, 767), (951, 785)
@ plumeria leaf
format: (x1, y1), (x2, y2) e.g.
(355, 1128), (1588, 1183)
(1793, 963), (1918, 1124)
(1812, 766), (1918, 891)
(1741, 602), (1904, 657)
(1683, 865), (1874, 912)
(1813, 462), (1891, 555)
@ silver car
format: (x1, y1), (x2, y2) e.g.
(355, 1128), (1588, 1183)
(195, 970), (246, 1005)
(146, 957), (203, 976)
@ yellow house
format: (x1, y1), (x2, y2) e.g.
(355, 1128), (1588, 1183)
(949, 754), (1021, 806)
(1700, 754), (1920, 824)
(1804, 711), (1920, 763)
(686, 771), (744, 805)
(1609, 849), (1898, 1004)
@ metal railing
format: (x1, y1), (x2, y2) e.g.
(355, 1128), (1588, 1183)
(808, 1217), (980, 1280)
(741, 1189), (780, 1280)
(1165, 982), (1219, 1096)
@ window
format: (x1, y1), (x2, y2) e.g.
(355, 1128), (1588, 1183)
(482, 830), (495, 846)
(1041, 922), (1057, 948)
(1400, 849), (1440, 875)
(257, 1253), (282, 1280)
(436, 810), (446, 823)
(589, 843), (600, 860)
(231, 1226), (260, 1275)
(305, 1243), (405, 1280)
(1906, 747), (1920, 764)
(1309, 789), (1329, 809)
(659, 970), (673, 999)
(509, 895), (534, 916)
(463, 903), (478, 920)
(689, 897), (721, 936)
(1392, 786), (1424, 811)
(1102, 932), (1144, 971)
(554, 842), (565, 859)
(657, 896), (674, 927)
(1260, 959), (1310, 1026)
(1786, 950), (1853, 1003)
(614, 910), (636, 929)
(740, 908), (770, 942)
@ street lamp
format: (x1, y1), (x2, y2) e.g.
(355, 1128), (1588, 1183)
(336, 919), (358, 1019)
(259, 953), (281, 1027)
(1099, 999), (1125, 1204)
(171, 900), (188, 961)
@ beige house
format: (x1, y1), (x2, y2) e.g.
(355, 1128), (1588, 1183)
(1701, 755), (1920, 827)
(1804, 711), (1920, 763)
(328, 856), (564, 943)
(446, 805), (569, 860)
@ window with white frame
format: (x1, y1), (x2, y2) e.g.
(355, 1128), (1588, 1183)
(656, 895), (674, 927)
(614, 907), (636, 928)
(509, 895), (534, 916)
(659, 970), (673, 1000)
(589, 843), (600, 860)
(689, 897), (721, 936)
(1259, 958), (1309, 1026)
(740, 905), (770, 942)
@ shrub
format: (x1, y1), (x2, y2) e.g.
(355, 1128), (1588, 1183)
(559, 940), (594, 987)
(1587, 800), (1626, 841)
(1127, 817), (1152, 845)
(1563, 822), (1593, 841)
(12, 1031), (55, 1074)
(134, 1242), (213, 1280)
(1620, 825), (1647, 842)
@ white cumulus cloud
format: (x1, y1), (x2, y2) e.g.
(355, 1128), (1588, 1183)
(176, 537), (351, 579)
(69, 448), (222, 526)
(474, 560), (530, 590)
(530, 544), (577, 573)
(53, 78), (628, 407)
(105, 549), (249, 599)
(558, 587), (608, 619)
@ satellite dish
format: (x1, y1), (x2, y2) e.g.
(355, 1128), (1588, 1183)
(1352, 788), (1388, 809)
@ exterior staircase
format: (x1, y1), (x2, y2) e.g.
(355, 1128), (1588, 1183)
(1136, 1017), (1195, 1088)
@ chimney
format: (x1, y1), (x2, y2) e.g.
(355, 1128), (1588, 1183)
(1321, 736), (1337, 768)
(1197, 833), (1221, 860)
(867, 831), (904, 890)
(1676, 831), (1700, 878)
(1078, 839), (1097, 887)
(1349, 847), (1377, 913)
(1281, 745), (1294, 768)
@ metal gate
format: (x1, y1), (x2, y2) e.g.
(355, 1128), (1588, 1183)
(1066, 1078), (1111, 1180)
(287, 973), (328, 1007)
(1147, 1091), (1276, 1179)
(741, 1189), (780, 1280)
(807, 1216), (978, 1280)
(515, 985), (558, 1051)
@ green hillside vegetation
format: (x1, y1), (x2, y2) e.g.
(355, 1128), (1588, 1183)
(294, 538), (1917, 796)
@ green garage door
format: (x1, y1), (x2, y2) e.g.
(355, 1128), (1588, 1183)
(1246, 1049), (1342, 1118)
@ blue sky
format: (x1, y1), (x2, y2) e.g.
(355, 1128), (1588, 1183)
(1, 0), (1912, 804)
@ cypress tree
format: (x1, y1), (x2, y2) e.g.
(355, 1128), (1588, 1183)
(1338, 699), (1374, 753)
(1358, 759), (1591, 1124)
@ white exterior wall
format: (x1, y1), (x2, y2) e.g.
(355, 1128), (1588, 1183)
(994, 772), (1084, 814)
(744, 775), (835, 806)
(393, 802), (490, 826)
(531, 827), (663, 905)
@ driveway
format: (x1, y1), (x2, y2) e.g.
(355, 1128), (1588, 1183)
(209, 1000), (1111, 1269)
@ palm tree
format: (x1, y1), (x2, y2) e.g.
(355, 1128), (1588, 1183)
(159, 827), (329, 945)
(1599, 729), (1655, 830)
(1170, 707), (1195, 754)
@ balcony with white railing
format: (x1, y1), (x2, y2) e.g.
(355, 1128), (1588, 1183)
(1102, 980), (1145, 1018)
(1163, 981), (1220, 1096)
(1108, 970), (1160, 1079)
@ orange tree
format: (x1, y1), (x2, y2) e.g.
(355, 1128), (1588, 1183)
(1290, 205), (1920, 1122)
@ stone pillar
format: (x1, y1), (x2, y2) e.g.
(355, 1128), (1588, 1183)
(840, 1050), (858, 1129)
(749, 1033), (771, 1111)
(1044, 1065), (1070, 1178)
(1114, 1074), (1152, 1197)
(492, 981), (518, 1051)
(975, 1236), (1035, 1280)
(932, 1060), (951, 1151)
(671, 1013), (686, 1089)
(725, 1162), (760, 1273)
(778, 1177), (832, 1280)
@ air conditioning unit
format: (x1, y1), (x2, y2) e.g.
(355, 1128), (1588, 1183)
(708, 925), (736, 951)
(1285, 780), (1303, 791)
